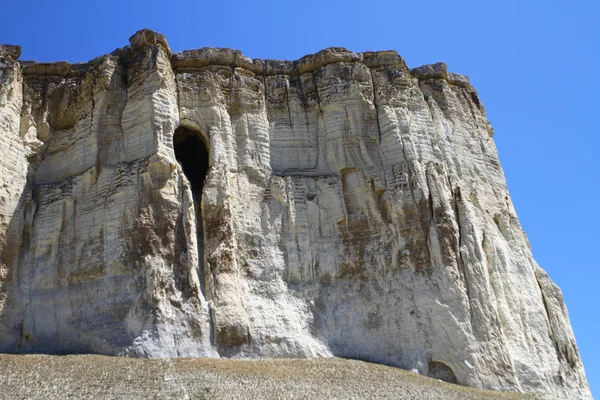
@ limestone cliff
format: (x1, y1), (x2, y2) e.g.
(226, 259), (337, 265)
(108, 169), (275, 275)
(0, 30), (591, 399)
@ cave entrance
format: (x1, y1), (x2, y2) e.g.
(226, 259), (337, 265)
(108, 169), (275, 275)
(173, 126), (209, 294)
(174, 126), (209, 200)
(428, 360), (457, 383)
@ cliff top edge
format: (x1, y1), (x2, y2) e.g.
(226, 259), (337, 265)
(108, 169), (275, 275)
(0, 28), (470, 87)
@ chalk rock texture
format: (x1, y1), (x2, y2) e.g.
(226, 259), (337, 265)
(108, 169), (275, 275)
(0, 30), (591, 399)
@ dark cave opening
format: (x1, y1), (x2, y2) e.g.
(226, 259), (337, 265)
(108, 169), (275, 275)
(173, 126), (209, 296)
(428, 360), (457, 384)
(173, 127), (209, 199)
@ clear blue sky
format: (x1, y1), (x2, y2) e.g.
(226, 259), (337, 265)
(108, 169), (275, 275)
(2, 0), (598, 396)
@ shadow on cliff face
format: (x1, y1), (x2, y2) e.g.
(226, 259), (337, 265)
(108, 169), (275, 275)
(173, 125), (210, 299)
(0, 187), (29, 352)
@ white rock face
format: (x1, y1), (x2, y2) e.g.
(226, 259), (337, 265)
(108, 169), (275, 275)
(0, 30), (592, 399)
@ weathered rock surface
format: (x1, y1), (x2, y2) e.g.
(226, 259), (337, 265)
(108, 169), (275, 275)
(0, 29), (591, 399)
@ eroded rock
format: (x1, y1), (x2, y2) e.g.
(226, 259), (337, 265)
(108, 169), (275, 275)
(0, 44), (21, 62)
(0, 29), (591, 399)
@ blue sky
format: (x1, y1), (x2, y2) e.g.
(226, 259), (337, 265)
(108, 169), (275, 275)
(2, 0), (598, 396)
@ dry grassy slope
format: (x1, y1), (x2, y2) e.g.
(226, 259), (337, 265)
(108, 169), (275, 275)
(0, 354), (537, 399)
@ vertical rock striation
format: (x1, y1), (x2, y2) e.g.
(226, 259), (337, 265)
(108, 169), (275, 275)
(0, 30), (591, 399)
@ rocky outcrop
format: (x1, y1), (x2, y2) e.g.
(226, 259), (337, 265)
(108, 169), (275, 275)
(0, 30), (591, 399)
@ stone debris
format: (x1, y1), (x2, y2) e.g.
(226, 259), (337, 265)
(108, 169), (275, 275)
(0, 354), (537, 400)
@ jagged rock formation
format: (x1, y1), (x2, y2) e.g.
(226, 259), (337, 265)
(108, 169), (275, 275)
(0, 30), (592, 399)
